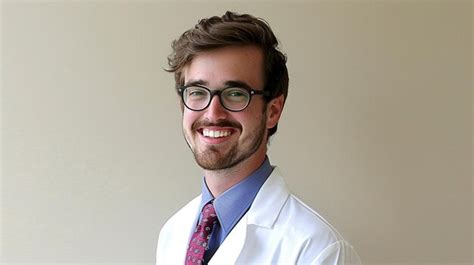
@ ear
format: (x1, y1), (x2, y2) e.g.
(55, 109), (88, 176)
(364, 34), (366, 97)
(266, 95), (285, 129)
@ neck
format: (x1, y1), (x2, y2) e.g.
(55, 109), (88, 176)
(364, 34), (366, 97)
(203, 150), (267, 198)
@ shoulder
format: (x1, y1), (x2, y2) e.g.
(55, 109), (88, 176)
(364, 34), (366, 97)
(272, 193), (343, 251)
(282, 195), (361, 264)
(284, 194), (343, 241)
(156, 195), (201, 264)
(261, 168), (361, 264)
(256, 168), (343, 243)
(157, 195), (200, 241)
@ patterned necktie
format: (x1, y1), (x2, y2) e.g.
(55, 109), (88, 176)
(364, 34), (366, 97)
(185, 202), (218, 265)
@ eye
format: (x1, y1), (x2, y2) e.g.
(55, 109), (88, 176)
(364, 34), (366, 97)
(228, 91), (245, 97)
(223, 88), (249, 102)
(186, 87), (208, 98)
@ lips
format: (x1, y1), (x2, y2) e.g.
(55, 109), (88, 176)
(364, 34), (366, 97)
(202, 129), (232, 138)
(197, 126), (235, 139)
(193, 120), (241, 141)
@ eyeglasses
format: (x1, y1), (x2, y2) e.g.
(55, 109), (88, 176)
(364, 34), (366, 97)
(177, 84), (270, 112)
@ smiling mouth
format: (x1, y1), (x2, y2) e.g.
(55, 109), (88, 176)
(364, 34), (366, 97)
(199, 128), (234, 138)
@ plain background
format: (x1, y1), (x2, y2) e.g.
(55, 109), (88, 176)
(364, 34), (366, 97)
(1, 1), (472, 265)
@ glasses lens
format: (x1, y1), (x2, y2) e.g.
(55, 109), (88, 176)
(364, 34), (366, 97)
(183, 86), (210, 110)
(221, 87), (250, 111)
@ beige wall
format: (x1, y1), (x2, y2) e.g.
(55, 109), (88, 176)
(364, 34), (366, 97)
(1, 1), (472, 264)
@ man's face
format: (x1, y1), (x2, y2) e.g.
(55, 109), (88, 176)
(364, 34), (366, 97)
(181, 45), (269, 170)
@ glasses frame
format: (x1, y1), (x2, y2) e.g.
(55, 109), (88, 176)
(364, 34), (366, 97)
(177, 84), (270, 112)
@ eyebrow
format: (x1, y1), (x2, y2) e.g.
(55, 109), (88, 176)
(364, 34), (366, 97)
(184, 79), (208, 87)
(184, 79), (254, 90)
(223, 80), (253, 90)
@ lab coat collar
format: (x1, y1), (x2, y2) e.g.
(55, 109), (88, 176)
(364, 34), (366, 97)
(208, 167), (290, 264)
(247, 166), (290, 228)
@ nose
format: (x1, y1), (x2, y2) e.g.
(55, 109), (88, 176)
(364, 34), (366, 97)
(204, 94), (228, 120)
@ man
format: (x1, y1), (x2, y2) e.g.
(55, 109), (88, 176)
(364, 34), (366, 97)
(156, 11), (361, 265)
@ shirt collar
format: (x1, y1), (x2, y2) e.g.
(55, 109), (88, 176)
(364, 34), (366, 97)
(199, 157), (273, 234)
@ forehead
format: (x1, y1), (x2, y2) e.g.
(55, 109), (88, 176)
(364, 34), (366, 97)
(182, 45), (264, 89)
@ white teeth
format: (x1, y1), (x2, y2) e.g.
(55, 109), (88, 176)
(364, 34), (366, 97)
(203, 129), (231, 138)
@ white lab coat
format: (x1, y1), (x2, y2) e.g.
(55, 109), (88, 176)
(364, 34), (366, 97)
(156, 167), (362, 265)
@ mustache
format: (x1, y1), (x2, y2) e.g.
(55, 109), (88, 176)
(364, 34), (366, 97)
(192, 119), (242, 131)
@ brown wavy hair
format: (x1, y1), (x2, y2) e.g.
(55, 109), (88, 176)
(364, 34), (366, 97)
(166, 11), (289, 137)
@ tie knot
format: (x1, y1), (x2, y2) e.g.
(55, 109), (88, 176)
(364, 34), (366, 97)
(201, 202), (217, 225)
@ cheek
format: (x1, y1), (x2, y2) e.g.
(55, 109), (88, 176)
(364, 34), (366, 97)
(182, 110), (198, 129)
(238, 111), (264, 132)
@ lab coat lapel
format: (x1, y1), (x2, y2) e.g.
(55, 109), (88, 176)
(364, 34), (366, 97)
(247, 167), (290, 228)
(171, 196), (201, 263)
(208, 213), (248, 264)
(208, 167), (289, 264)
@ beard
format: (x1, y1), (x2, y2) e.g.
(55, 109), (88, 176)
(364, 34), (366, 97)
(185, 112), (267, 171)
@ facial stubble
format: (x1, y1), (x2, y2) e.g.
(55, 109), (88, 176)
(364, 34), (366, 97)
(184, 110), (267, 171)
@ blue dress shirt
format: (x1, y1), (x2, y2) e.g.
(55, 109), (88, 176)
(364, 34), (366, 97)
(196, 157), (274, 263)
